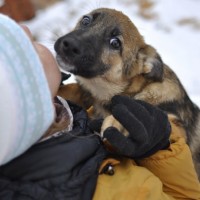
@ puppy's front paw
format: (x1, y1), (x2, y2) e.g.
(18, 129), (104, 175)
(100, 115), (129, 137)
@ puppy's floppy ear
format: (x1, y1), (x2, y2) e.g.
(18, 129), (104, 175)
(138, 45), (164, 81)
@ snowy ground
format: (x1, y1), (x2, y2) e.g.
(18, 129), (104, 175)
(25, 0), (200, 106)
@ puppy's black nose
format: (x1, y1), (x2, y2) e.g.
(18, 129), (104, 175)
(62, 37), (81, 56)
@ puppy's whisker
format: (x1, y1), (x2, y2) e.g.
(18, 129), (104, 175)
(77, 0), (95, 13)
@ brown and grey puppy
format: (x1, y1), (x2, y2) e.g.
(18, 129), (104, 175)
(54, 8), (200, 178)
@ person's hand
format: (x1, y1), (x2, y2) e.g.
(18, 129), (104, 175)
(21, 25), (61, 98)
(101, 95), (171, 159)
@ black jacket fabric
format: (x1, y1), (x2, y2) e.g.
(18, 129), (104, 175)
(0, 102), (107, 200)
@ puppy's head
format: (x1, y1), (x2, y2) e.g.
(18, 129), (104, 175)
(54, 8), (163, 82)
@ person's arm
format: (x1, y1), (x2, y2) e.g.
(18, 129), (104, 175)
(97, 95), (200, 200)
(0, 14), (60, 165)
(138, 119), (200, 199)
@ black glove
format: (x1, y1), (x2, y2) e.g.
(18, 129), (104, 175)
(88, 118), (104, 133)
(102, 95), (171, 159)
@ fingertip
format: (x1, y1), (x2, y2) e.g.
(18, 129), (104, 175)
(103, 127), (117, 138)
(111, 95), (128, 105)
(111, 95), (121, 103)
(111, 95), (139, 111)
(111, 103), (128, 119)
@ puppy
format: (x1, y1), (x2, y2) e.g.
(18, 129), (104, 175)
(54, 8), (200, 178)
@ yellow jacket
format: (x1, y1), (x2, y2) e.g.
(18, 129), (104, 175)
(93, 119), (200, 200)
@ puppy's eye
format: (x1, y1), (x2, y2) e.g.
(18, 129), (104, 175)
(81, 16), (91, 26)
(110, 38), (121, 49)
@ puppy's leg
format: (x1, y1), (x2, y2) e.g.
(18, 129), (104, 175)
(101, 115), (129, 137)
(57, 83), (93, 110)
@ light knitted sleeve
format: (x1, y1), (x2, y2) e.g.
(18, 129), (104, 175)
(0, 14), (54, 165)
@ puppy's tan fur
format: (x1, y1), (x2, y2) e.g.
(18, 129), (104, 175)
(55, 8), (200, 179)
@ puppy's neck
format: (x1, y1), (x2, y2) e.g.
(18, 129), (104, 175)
(76, 75), (128, 102)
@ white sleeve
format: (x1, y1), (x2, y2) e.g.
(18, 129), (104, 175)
(0, 14), (55, 165)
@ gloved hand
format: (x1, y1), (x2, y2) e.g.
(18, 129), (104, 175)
(102, 95), (171, 159)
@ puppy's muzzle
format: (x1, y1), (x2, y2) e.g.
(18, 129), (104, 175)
(54, 33), (99, 78)
(54, 35), (83, 59)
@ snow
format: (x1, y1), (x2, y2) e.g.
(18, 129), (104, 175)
(24, 0), (200, 106)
